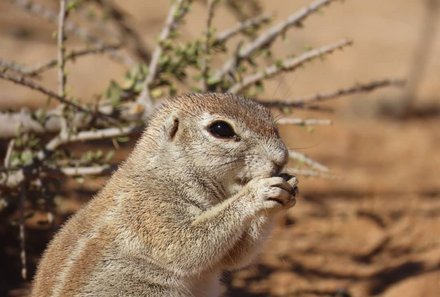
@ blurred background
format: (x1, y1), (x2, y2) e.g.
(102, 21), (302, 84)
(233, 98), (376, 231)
(0, 0), (439, 296)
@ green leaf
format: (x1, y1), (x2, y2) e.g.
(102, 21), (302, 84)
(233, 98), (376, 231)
(74, 176), (85, 183)
(104, 151), (115, 162)
(116, 136), (130, 143)
(105, 81), (122, 106)
(274, 59), (284, 69)
(21, 150), (33, 165)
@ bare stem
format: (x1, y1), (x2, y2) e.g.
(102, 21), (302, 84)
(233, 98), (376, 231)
(0, 71), (112, 121)
(1, 45), (126, 78)
(42, 125), (140, 155)
(58, 0), (67, 98)
(92, 0), (151, 62)
(264, 79), (406, 109)
(59, 164), (116, 176)
(4, 140), (15, 168)
(228, 39), (352, 94)
(57, 0), (69, 137)
(277, 118), (332, 126)
(11, 0), (100, 44)
(201, 0), (218, 91)
(287, 168), (337, 179)
(19, 182), (27, 280)
(10, 0), (134, 67)
(214, 13), (271, 45)
(25, 44), (121, 77)
(289, 150), (329, 172)
(213, 0), (339, 81)
(138, 0), (190, 109)
(0, 59), (33, 76)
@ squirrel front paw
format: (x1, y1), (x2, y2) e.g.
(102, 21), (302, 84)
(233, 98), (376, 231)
(242, 175), (298, 214)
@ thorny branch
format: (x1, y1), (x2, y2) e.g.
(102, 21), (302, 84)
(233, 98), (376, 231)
(0, 71), (95, 115)
(57, 0), (67, 99)
(4, 140), (15, 168)
(10, 0), (134, 66)
(277, 118), (332, 126)
(288, 150), (329, 172)
(228, 39), (352, 94)
(27, 44), (121, 77)
(0, 44), (121, 77)
(11, 0), (102, 45)
(42, 125), (140, 155)
(57, 0), (68, 137)
(213, 0), (340, 82)
(214, 13), (271, 45)
(287, 168), (337, 178)
(0, 59), (34, 76)
(137, 0), (191, 109)
(263, 79), (406, 109)
(92, 0), (151, 62)
(19, 182), (28, 280)
(57, 164), (116, 176)
(0, 72), (121, 127)
(201, 0), (219, 91)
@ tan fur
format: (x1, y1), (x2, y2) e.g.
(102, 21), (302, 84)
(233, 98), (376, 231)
(31, 93), (296, 297)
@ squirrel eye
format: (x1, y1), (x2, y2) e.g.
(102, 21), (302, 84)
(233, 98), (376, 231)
(208, 121), (237, 139)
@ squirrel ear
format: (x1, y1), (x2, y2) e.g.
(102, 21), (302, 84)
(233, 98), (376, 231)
(167, 116), (179, 141)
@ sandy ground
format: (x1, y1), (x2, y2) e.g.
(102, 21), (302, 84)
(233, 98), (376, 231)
(1, 0), (439, 296)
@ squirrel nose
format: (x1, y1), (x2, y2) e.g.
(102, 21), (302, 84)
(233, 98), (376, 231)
(270, 161), (284, 176)
(270, 148), (288, 176)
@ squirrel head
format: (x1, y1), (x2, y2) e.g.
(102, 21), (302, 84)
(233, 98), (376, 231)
(133, 93), (288, 199)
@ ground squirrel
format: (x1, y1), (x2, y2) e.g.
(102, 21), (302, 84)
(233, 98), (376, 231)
(31, 93), (298, 297)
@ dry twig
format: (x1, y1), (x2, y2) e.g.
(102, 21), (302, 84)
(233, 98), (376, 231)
(57, 0), (69, 138)
(4, 140), (15, 168)
(0, 71), (89, 114)
(138, 0), (190, 109)
(92, 0), (151, 62)
(287, 168), (337, 178)
(0, 44), (121, 77)
(57, 0), (67, 99)
(213, 0), (339, 81)
(58, 164), (116, 176)
(42, 125), (140, 156)
(264, 79), (406, 109)
(19, 182), (28, 280)
(214, 13), (271, 45)
(277, 118), (332, 126)
(201, 0), (219, 90)
(10, 0), (134, 67)
(0, 59), (33, 76)
(11, 0), (100, 44)
(289, 150), (329, 172)
(25, 44), (121, 77)
(228, 39), (352, 94)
